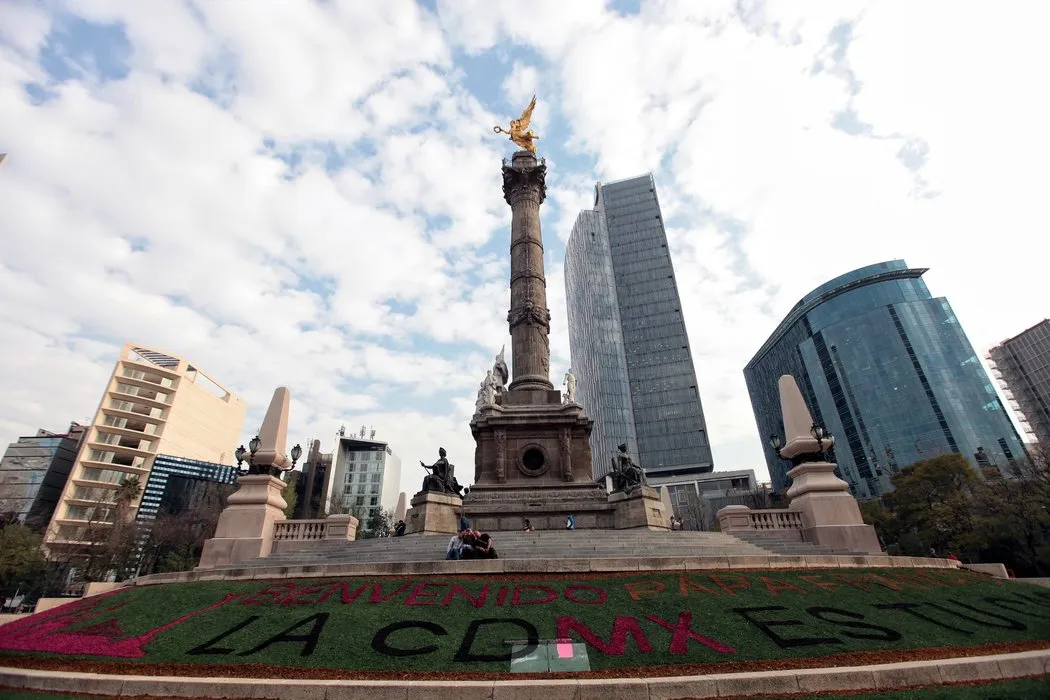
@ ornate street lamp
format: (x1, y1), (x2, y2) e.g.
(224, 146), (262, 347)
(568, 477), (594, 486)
(810, 423), (832, 455)
(290, 443), (303, 467)
(768, 434), (784, 460)
(248, 435), (261, 455)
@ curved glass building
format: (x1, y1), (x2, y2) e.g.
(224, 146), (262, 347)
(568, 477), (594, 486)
(744, 260), (1024, 498)
(565, 175), (713, 479)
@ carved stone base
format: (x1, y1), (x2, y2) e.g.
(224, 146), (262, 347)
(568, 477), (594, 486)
(610, 486), (671, 530)
(802, 523), (882, 554)
(405, 491), (462, 536)
(471, 390), (594, 486)
(786, 461), (884, 555)
(464, 483), (615, 531)
(466, 390), (612, 530)
(198, 475), (287, 569)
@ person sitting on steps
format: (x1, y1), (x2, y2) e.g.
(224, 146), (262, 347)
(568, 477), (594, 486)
(459, 529), (481, 559)
(445, 530), (464, 560)
(473, 532), (498, 559)
(523, 518), (533, 532)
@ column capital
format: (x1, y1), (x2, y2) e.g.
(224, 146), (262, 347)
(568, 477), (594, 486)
(502, 156), (547, 206)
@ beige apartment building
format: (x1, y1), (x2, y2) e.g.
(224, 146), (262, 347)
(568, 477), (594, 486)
(45, 344), (246, 554)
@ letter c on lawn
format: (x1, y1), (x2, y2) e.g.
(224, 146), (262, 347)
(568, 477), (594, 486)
(371, 620), (447, 657)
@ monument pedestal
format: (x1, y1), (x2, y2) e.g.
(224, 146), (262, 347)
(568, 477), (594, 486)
(198, 475), (288, 569)
(610, 485), (671, 530)
(466, 391), (615, 531)
(405, 491), (462, 536)
(787, 461), (882, 554)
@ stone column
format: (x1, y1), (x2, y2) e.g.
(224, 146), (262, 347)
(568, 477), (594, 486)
(502, 151), (553, 392)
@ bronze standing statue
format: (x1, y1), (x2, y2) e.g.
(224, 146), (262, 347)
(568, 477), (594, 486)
(494, 96), (540, 153)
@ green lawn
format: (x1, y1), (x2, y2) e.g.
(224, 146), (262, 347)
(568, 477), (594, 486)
(1, 568), (1048, 675)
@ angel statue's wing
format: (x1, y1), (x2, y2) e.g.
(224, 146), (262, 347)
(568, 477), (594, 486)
(517, 95), (537, 130)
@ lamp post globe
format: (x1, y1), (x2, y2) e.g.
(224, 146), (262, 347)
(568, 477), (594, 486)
(248, 435), (261, 455)
(290, 443), (303, 466)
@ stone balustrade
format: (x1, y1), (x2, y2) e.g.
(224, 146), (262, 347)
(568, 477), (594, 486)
(748, 509), (804, 530)
(270, 514), (359, 553)
(274, 520), (327, 541)
(716, 505), (804, 541)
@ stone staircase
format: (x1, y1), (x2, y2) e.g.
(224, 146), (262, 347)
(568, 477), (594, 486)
(220, 529), (859, 571)
(724, 530), (863, 556)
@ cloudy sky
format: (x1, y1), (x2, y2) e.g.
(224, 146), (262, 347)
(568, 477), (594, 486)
(1, 0), (1047, 497)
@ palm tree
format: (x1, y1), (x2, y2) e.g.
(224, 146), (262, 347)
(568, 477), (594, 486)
(114, 476), (142, 518)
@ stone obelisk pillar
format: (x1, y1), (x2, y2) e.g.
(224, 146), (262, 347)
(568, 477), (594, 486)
(503, 151), (553, 392)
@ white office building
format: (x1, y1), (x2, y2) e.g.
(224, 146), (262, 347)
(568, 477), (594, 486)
(322, 430), (402, 522)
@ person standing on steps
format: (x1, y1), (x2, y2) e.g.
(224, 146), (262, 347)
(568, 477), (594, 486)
(565, 514), (575, 530)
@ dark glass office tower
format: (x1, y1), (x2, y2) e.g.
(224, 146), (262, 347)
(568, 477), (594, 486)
(744, 260), (1026, 499)
(565, 175), (714, 479)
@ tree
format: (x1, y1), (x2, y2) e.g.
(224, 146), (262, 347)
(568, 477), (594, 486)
(859, 499), (895, 548)
(675, 489), (712, 531)
(0, 523), (49, 599)
(362, 508), (394, 538)
(883, 454), (979, 557)
(114, 476), (142, 511)
(970, 459), (1050, 576)
(281, 471), (299, 519)
(136, 481), (232, 576)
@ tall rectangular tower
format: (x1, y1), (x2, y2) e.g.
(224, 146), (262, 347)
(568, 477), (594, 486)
(565, 175), (714, 479)
(44, 343), (246, 556)
(987, 320), (1050, 447)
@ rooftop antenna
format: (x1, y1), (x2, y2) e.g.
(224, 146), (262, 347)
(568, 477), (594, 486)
(369, 427), (376, 439)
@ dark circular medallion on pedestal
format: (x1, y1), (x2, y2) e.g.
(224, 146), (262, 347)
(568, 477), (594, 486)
(517, 443), (550, 477)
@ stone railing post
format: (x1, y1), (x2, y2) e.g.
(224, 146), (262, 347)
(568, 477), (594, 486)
(324, 514), (358, 541)
(716, 505), (754, 532)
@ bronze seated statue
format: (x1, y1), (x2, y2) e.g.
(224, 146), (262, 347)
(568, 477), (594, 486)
(420, 447), (464, 497)
(609, 443), (646, 494)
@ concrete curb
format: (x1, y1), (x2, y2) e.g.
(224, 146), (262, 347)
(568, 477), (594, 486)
(134, 554), (960, 586)
(1, 649), (1046, 699)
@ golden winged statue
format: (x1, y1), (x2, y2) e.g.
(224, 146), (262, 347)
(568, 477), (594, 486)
(494, 95), (540, 153)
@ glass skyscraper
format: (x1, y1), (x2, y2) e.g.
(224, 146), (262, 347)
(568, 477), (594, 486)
(565, 174), (714, 479)
(744, 260), (1025, 499)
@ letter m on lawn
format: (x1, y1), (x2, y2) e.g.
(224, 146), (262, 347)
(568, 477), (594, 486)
(555, 615), (652, 655)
